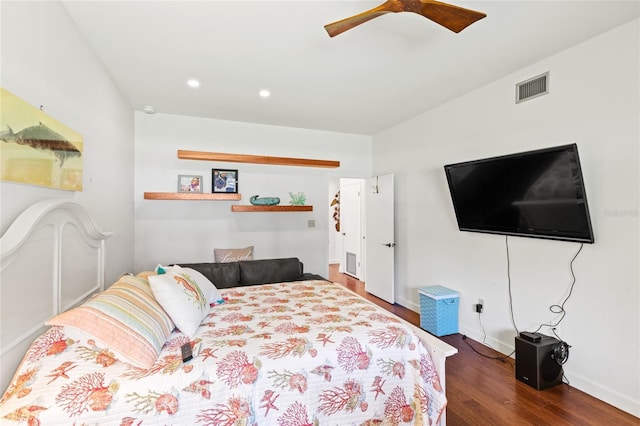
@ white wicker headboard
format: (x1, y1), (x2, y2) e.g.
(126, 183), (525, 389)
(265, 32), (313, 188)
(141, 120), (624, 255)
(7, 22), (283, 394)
(0, 199), (112, 393)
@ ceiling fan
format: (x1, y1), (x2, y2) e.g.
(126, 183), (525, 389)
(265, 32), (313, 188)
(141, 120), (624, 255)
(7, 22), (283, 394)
(324, 0), (487, 37)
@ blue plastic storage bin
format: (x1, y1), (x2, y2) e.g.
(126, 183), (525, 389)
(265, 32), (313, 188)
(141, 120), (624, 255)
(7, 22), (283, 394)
(419, 285), (459, 336)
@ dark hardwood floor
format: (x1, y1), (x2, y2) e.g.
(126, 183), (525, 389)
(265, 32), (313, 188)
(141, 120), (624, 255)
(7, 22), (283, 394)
(328, 264), (639, 426)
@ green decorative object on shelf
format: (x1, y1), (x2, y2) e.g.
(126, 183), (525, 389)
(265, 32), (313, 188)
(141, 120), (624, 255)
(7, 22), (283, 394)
(250, 195), (280, 206)
(289, 192), (306, 205)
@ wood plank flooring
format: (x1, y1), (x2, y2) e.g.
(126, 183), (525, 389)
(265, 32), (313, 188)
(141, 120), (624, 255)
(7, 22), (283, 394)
(328, 264), (639, 426)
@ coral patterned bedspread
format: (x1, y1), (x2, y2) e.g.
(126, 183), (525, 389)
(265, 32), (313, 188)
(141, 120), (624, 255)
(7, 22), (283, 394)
(1, 280), (446, 425)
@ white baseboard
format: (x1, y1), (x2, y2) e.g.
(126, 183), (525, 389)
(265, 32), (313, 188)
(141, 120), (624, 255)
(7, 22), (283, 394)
(456, 324), (512, 356)
(396, 295), (419, 313)
(457, 325), (640, 419)
(564, 371), (639, 418)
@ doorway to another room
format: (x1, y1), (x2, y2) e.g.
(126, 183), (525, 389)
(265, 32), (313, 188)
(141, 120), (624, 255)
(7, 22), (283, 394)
(338, 178), (363, 280)
(328, 175), (395, 304)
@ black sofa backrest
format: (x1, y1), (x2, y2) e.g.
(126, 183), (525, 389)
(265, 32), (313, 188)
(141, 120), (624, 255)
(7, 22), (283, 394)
(176, 257), (323, 289)
(177, 262), (240, 289)
(238, 258), (302, 285)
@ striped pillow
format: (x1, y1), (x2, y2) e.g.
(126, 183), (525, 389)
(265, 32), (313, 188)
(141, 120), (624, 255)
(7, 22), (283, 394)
(47, 275), (174, 369)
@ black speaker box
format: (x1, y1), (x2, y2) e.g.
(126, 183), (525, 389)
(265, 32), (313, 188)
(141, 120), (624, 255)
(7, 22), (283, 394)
(515, 334), (563, 390)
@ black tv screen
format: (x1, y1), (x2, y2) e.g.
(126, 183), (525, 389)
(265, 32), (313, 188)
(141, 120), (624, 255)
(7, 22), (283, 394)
(444, 144), (594, 243)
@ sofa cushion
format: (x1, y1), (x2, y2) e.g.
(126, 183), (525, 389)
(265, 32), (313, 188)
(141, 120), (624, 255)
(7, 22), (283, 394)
(239, 258), (303, 285)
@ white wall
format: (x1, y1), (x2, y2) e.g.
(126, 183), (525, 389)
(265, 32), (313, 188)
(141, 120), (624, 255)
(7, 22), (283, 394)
(134, 112), (371, 277)
(0, 1), (135, 284)
(2, 0), (636, 416)
(373, 20), (639, 416)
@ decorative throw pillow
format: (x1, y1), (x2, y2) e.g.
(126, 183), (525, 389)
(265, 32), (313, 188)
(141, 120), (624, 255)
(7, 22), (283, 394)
(174, 266), (223, 305)
(148, 267), (211, 337)
(214, 246), (254, 263)
(154, 264), (175, 275)
(153, 264), (222, 304)
(47, 275), (174, 369)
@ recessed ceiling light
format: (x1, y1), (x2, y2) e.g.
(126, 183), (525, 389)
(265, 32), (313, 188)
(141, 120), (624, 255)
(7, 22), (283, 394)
(143, 105), (156, 114)
(259, 89), (271, 98)
(187, 79), (200, 88)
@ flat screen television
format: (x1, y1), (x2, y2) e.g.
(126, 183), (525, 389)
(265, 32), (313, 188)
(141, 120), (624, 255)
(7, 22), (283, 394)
(444, 144), (594, 243)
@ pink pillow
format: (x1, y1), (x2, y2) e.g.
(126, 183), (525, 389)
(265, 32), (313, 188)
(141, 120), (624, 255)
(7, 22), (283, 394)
(47, 275), (174, 369)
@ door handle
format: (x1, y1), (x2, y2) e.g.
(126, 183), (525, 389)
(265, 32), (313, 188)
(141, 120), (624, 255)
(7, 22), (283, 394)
(383, 243), (396, 247)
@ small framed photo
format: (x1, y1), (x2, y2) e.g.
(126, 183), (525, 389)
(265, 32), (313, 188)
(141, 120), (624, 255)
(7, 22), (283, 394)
(178, 174), (203, 193)
(212, 168), (238, 193)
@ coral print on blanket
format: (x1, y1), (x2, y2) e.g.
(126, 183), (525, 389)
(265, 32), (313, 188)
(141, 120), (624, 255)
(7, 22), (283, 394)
(0, 280), (447, 425)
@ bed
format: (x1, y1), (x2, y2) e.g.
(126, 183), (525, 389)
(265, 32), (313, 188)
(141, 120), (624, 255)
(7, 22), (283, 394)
(0, 200), (457, 425)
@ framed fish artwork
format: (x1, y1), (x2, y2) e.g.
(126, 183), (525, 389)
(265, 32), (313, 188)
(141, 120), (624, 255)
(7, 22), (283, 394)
(0, 88), (83, 191)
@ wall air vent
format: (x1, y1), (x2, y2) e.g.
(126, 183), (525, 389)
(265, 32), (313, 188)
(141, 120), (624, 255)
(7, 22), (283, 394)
(346, 252), (357, 276)
(516, 72), (549, 103)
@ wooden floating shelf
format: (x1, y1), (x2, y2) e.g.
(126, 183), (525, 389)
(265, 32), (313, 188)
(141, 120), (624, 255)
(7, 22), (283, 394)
(178, 150), (340, 169)
(144, 192), (241, 201)
(231, 205), (313, 212)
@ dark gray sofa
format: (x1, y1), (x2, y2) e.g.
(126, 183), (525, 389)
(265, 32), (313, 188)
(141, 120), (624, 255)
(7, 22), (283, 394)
(176, 257), (326, 289)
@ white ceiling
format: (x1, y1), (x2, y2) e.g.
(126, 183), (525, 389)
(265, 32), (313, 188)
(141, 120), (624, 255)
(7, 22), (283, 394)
(62, 1), (639, 135)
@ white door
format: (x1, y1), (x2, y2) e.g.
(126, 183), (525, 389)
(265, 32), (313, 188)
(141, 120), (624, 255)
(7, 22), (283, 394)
(340, 179), (362, 279)
(365, 174), (395, 303)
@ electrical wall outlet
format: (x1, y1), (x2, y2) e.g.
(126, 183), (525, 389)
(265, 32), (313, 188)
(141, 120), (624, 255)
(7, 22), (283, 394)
(475, 303), (484, 313)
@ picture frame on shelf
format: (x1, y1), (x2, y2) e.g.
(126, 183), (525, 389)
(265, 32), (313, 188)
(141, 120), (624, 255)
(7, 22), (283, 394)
(212, 168), (238, 193)
(177, 174), (203, 193)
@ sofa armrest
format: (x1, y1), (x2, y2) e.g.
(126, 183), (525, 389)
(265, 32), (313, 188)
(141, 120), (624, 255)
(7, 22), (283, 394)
(300, 273), (327, 281)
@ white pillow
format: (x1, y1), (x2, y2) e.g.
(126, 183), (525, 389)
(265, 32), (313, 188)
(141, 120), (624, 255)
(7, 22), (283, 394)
(155, 264), (222, 304)
(175, 266), (223, 305)
(149, 268), (210, 338)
